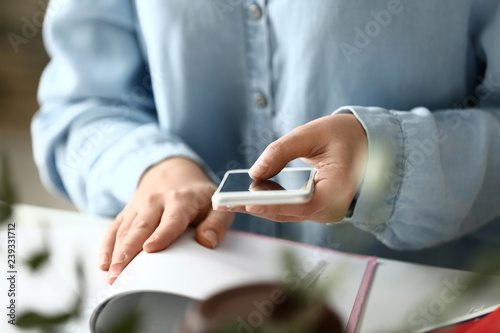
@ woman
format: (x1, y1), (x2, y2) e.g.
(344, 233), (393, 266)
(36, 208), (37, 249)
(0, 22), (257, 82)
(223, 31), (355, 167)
(33, 0), (500, 284)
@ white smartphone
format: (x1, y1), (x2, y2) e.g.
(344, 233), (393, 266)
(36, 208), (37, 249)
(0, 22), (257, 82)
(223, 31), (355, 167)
(212, 167), (316, 207)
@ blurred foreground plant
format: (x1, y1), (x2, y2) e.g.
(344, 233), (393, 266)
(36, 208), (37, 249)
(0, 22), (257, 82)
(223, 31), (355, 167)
(1, 153), (138, 333)
(0, 154), (15, 223)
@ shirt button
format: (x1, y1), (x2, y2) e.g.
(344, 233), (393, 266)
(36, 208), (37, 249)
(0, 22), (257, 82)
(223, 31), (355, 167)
(254, 93), (267, 107)
(249, 4), (262, 20)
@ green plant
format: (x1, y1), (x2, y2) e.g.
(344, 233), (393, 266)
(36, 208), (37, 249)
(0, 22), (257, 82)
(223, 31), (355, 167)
(0, 154), (15, 224)
(1, 153), (140, 333)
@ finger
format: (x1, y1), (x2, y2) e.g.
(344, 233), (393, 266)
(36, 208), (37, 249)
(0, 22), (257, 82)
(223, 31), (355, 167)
(249, 180), (285, 192)
(98, 214), (123, 271)
(224, 202), (315, 221)
(102, 212), (135, 274)
(230, 205), (246, 213)
(244, 202), (317, 219)
(249, 121), (323, 180)
(142, 204), (192, 253)
(195, 210), (234, 248)
(106, 213), (134, 284)
(308, 168), (355, 222)
(108, 209), (162, 284)
(245, 170), (353, 223)
(241, 212), (306, 223)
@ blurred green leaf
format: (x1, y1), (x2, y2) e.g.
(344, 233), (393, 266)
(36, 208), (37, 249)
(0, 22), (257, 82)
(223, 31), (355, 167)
(460, 248), (500, 295)
(17, 292), (81, 330)
(0, 201), (12, 224)
(0, 153), (15, 224)
(281, 250), (315, 305)
(23, 226), (52, 272)
(16, 312), (75, 328)
(17, 260), (85, 331)
(24, 250), (50, 271)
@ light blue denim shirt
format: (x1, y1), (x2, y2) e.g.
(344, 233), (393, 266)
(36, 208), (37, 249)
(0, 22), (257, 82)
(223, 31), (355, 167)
(33, 0), (500, 261)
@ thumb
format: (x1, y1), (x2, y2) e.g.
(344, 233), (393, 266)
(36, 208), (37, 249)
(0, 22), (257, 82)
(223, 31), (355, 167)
(195, 210), (234, 249)
(249, 127), (317, 180)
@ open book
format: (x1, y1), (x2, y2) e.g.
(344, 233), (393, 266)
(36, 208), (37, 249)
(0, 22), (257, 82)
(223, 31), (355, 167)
(90, 229), (377, 333)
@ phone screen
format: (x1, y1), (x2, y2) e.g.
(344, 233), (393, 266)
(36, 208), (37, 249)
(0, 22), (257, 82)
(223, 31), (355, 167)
(220, 169), (313, 193)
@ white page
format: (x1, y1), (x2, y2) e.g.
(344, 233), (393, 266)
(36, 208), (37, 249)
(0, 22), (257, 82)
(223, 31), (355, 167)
(111, 229), (373, 331)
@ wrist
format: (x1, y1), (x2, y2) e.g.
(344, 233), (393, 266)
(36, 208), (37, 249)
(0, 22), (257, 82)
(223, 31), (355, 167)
(139, 157), (211, 187)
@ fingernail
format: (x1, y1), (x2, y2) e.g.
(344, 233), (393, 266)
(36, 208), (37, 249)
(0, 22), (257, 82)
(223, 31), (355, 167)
(110, 264), (122, 275)
(145, 234), (157, 244)
(249, 159), (269, 177)
(98, 254), (109, 268)
(107, 274), (118, 285)
(214, 206), (228, 211)
(203, 230), (218, 248)
(247, 205), (264, 213)
(113, 252), (126, 264)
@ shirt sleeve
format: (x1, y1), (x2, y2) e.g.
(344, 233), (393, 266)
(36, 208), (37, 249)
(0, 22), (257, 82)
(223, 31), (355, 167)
(32, 0), (208, 217)
(335, 6), (500, 250)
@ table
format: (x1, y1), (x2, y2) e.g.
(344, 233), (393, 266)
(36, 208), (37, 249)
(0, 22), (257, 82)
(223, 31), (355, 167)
(1, 205), (500, 333)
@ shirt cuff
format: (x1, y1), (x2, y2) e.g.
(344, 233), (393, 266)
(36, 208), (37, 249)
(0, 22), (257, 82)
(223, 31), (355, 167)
(332, 106), (405, 242)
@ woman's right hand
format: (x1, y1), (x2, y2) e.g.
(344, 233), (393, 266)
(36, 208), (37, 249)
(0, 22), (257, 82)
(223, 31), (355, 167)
(98, 157), (235, 284)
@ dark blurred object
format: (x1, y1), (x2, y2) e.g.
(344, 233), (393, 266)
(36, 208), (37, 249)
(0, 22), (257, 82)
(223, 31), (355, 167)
(0, 0), (49, 127)
(181, 283), (342, 333)
(0, 153), (15, 223)
(90, 291), (194, 333)
(17, 261), (85, 333)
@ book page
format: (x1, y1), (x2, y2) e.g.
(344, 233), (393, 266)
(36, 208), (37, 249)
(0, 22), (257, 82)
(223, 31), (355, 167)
(110, 228), (376, 332)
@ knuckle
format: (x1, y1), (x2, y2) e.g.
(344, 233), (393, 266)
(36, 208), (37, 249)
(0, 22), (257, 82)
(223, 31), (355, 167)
(166, 189), (188, 201)
(165, 214), (187, 230)
(116, 230), (129, 241)
(144, 192), (161, 205)
(114, 213), (125, 223)
(266, 141), (286, 160)
(132, 219), (153, 231)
